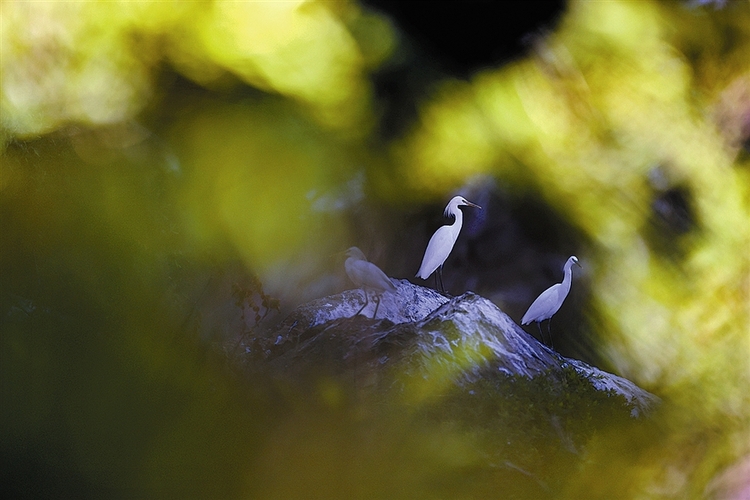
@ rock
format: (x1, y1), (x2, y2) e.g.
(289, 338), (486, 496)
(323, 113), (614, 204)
(240, 281), (661, 496)
(563, 359), (660, 418)
(276, 278), (448, 329)
(248, 280), (659, 418)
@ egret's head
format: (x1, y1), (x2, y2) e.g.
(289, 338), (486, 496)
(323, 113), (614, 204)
(569, 255), (581, 268)
(345, 247), (366, 261)
(444, 195), (482, 217)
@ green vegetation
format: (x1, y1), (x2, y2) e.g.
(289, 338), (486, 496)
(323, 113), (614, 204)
(418, 365), (638, 497)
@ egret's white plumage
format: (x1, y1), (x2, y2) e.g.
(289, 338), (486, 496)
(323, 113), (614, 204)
(521, 255), (581, 348)
(345, 247), (397, 318)
(415, 196), (481, 292)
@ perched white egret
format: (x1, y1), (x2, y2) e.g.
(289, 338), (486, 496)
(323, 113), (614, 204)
(521, 255), (581, 349)
(345, 247), (397, 318)
(416, 195), (481, 293)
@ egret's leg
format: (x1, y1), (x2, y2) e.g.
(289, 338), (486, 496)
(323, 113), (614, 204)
(437, 266), (445, 293)
(372, 294), (381, 319)
(547, 318), (554, 350)
(536, 322), (546, 346)
(355, 289), (369, 316)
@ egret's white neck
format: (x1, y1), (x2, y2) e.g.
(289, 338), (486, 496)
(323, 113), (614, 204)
(560, 261), (574, 294)
(450, 207), (463, 227)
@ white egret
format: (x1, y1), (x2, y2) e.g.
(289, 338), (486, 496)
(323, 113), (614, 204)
(345, 247), (397, 318)
(521, 255), (581, 349)
(416, 196), (481, 293)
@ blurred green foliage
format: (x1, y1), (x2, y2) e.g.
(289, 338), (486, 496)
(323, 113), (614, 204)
(427, 366), (638, 498)
(0, 0), (392, 137)
(1, 0), (749, 498)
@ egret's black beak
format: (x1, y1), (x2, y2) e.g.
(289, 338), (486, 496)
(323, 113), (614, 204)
(464, 201), (482, 210)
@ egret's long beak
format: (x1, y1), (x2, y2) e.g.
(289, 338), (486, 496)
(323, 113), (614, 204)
(574, 260), (582, 268)
(464, 201), (482, 209)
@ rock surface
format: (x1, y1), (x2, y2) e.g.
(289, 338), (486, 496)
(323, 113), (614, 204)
(248, 280), (659, 417)
(239, 280), (662, 497)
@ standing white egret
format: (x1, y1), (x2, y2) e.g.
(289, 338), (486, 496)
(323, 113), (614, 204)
(345, 247), (397, 318)
(416, 195), (481, 293)
(521, 255), (581, 349)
